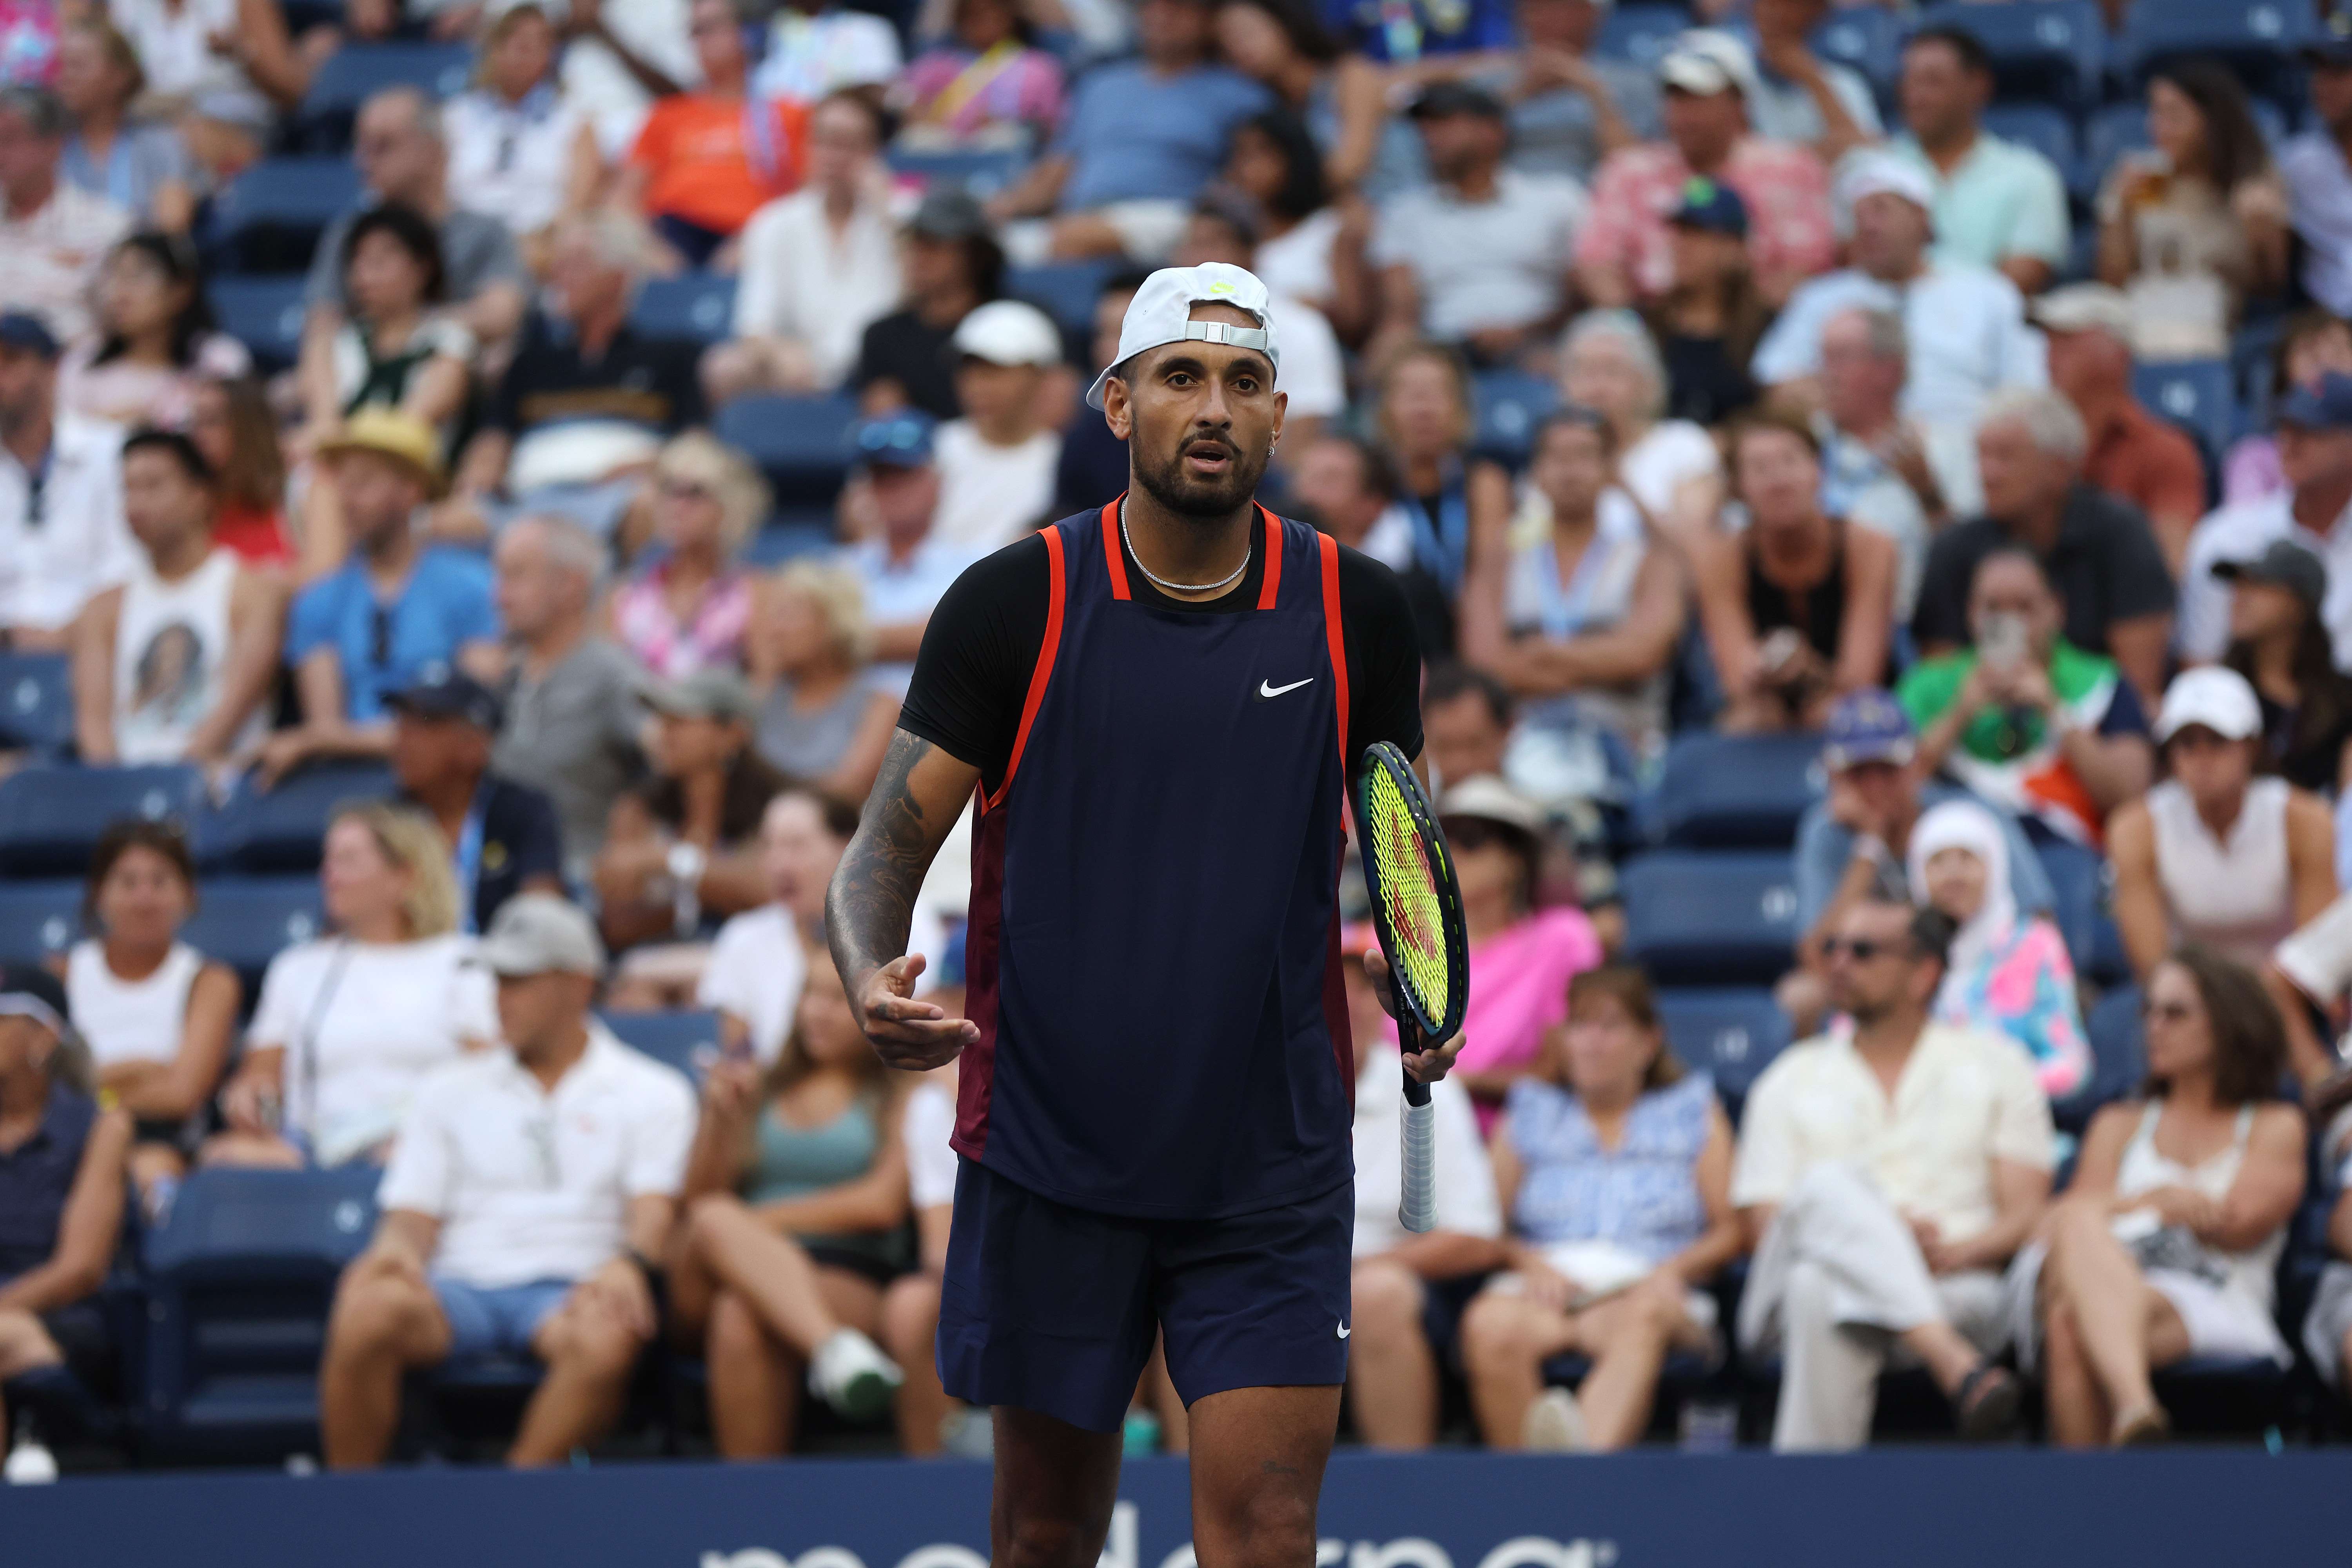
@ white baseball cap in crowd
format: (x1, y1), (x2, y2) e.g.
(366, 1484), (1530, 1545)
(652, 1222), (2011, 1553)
(479, 893), (607, 978)
(1838, 149), (1937, 217)
(2154, 665), (2263, 745)
(952, 299), (1064, 368)
(1658, 29), (1759, 98)
(1085, 262), (1281, 411)
(2029, 283), (2134, 341)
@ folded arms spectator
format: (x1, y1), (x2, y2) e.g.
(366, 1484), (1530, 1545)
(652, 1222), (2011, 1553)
(0, 966), (131, 1457)
(263, 410), (503, 782)
(1694, 412), (1896, 734)
(208, 804), (497, 1171)
(0, 312), (138, 652)
(2033, 285), (2207, 575)
(1734, 898), (2050, 1450)
(1912, 388), (2174, 709)
(0, 84), (132, 345)
(1890, 25), (2069, 298)
(708, 91), (902, 402)
(2096, 65), (2289, 363)
(317, 895), (695, 1469)
(62, 822), (239, 1216)
(2107, 667), (2337, 980)
(1900, 545), (2154, 849)
(2030, 949), (2305, 1447)
(73, 428), (285, 768)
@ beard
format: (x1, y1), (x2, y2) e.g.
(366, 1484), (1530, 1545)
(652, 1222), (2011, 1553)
(1132, 429), (1272, 520)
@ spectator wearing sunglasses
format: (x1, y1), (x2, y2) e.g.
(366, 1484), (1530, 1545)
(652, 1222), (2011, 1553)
(257, 410), (503, 787)
(609, 433), (768, 684)
(838, 412), (986, 696)
(1733, 896), (2053, 1450)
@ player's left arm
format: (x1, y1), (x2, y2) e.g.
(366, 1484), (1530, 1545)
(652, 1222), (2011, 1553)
(1336, 547), (1458, 1082)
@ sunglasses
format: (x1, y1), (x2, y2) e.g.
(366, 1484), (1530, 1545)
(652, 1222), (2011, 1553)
(1822, 936), (1906, 962)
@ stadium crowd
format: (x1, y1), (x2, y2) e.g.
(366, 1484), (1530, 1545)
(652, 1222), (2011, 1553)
(7, 0), (2352, 1476)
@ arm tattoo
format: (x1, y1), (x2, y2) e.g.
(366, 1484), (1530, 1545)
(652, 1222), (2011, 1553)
(826, 730), (949, 990)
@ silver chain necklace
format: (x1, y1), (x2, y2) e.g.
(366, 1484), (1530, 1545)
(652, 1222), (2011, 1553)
(1121, 500), (1250, 596)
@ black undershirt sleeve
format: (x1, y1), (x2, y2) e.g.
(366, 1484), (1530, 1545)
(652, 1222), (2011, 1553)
(1335, 544), (1426, 765)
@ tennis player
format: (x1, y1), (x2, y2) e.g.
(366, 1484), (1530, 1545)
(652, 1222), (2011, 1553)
(827, 262), (1454, 1564)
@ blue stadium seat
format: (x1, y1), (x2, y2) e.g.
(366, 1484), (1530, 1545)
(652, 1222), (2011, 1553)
(1007, 259), (1118, 338)
(207, 276), (310, 372)
(1471, 369), (1559, 468)
(296, 43), (476, 153)
(1978, 105), (2080, 198)
(2031, 837), (2105, 979)
(2117, 0), (2314, 106)
(1656, 988), (1793, 1122)
(1809, 7), (1903, 99)
(1918, 1), (2105, 109)
(598, 1009), (721, 1083)
(2133, 359), (2238, 479)
(0, 765), (207, 877)
(1650, 731), (1825, 850)
(181, 878), (328, 997)
(0, 880), (84, 964)
(713, 393), (862, 508)
(630, 272), (739, 347)
(140, 1167), (381, 1462)
(202, 156), (362, 275)
(1620, 850), (1801, 986)
(1595, 4), (1690, 69)
(2060, 984), (2146, 1134)
(0, 651), (73, 753)
(884, 146), (1029, 197)
(739, 521), (839, 567)
(198, 760), (394, 874)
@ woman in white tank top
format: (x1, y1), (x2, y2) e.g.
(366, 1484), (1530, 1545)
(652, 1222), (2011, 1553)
(2109, 667), (2337, 977)
(64, 822), (240, 1213)
(2028, 950), (2306, 1446)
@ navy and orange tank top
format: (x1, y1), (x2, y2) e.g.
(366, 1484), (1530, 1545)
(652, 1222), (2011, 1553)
(954, 500), (1356, 1220)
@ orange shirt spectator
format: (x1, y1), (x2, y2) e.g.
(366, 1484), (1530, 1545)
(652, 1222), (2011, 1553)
(629, 94), (810, 250)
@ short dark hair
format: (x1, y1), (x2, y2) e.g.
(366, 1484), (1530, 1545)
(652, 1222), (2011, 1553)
(122, 426), (216, 488)
(344, 201), (447, 305)
(1968, 541), (2053, 597)
(1313, 431), (1396, 503)
(1228, 108), (1329, 223)
(84, 818), (198, 929)
(1905, 24), (1993, 79)
(816, 87), (892, 145)
(1908, 904), (1958, 969)
(1424, 659), (1512, 730)
(1728, 407), (1823, 465)
(1532, 403), (1616, 461)
(2149, 947), (2288, 1107)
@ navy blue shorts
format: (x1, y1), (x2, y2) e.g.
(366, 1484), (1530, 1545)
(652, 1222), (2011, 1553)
(937, 1157), (1353, 1433)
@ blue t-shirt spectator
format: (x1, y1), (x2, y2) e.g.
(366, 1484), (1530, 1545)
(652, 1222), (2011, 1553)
(1326, 0), (1512, 62)
(1053, 62), (1270, 211)
(288, 548), (502, 724)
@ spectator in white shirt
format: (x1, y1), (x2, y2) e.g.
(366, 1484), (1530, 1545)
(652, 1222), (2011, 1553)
(0, 311), (136, 650)
(1372, 81), (1587, 370)
(317, 895), (695, 1470)
(443, 4), (602, 255)
(1752, 151), (2045, 449)
(931, 299), (1063, 551)
(70, 427), (283, 767)
(206, 804), (498, 1171)
(0, 85), (132, 346)
(2180, 373), (2352, 668)
(842, 411), (985, 694)
(1458, 965), (1737, 1452)
(1733, 897), (2052, 1450)
(705, 92), (905, 403)
(1341, 925), (1502, 1451)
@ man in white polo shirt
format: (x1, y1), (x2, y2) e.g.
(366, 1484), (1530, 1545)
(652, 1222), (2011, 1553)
(317, 894), (696, 1470)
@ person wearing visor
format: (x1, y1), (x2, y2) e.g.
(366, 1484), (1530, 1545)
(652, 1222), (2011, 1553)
(826, 261), (1430, 1563)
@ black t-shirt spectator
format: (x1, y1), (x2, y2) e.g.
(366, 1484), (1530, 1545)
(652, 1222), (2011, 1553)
(399, 773), (566, 934)
(1659, 332), (1758, 426)
(486, 318), (705, 438)
(899, 522), (1425, 797)
(852, 309), (962, 421)
(1910, 485), (2176, 658)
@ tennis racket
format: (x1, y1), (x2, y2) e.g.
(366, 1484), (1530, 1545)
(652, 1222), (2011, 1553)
(1352, 741), (1470, 1234)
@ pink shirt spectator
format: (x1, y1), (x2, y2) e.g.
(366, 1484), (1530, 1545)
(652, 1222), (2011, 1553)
(1454, 904), (1604, 1131)
(611, 562), (753, 681)
(0, 0), (57, 84)
(895, 43), (1064, 148)
(1574, 138), (1835, 303)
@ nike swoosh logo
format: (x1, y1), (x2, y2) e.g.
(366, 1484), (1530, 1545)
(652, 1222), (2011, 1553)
(1259, 677), (1315, 699)
(1336, 1322), (1351, 1339)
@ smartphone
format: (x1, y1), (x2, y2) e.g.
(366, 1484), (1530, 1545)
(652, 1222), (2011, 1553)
(1980, 612), (2029, 670)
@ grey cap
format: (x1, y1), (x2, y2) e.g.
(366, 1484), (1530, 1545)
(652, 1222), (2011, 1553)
(646, 666), (758, 726)
(479, 893), (606, 978)
(2214, 537), (2328, 611)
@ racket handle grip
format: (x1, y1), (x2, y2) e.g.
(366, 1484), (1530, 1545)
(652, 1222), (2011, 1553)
(1398, 1095), (1437, 1234)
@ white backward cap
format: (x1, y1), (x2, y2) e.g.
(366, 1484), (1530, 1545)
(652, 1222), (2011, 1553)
(2155, 666), (2263, 745)
(1085, 262), (1281, 412)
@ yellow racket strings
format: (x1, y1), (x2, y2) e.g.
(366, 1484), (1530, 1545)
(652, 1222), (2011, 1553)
(1365, 766), (1450, 1024)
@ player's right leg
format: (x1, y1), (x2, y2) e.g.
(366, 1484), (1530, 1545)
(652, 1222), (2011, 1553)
(992, 1409), (1124, 1568)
